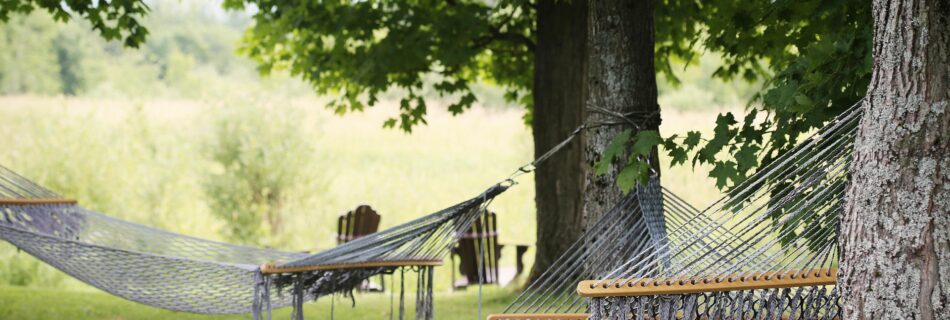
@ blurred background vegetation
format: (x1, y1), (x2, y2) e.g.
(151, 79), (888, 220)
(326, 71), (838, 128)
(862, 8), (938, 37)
(0, 0), (755, 296)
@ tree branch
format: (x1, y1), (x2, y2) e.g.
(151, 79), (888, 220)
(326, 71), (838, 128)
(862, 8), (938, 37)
(490, 28), (536, 51)
(473, 27), (536, 51)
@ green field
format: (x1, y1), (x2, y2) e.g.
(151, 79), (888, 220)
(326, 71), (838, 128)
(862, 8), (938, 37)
(0, 285), (517, 320)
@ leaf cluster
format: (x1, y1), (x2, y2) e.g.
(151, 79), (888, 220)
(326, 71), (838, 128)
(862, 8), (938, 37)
(647, 0), (870, 250)
(224, 0), (534, 132)
(0, 0), (150, 47)
(623, 0), (872, 191)
(595, 129), (663, 193)
(224, 0), (705, 132)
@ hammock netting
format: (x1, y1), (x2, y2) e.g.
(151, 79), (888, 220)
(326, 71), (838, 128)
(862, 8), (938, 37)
(0, 163), (507, 318)
(491, 104), (861, 320)
(495, 179), (702, 316)
(1, 101), (862, 320)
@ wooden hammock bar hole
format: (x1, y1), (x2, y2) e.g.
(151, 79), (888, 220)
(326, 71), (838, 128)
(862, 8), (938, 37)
(576, 268), (837, 297)
(0, 198), (78, 205)
(260, 259), (443, 274)
(486, 313), (590, 320)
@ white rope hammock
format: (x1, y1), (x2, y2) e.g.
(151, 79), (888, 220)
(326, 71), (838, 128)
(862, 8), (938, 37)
(490, 103), (862, 320)
(0, 164), (507, 319)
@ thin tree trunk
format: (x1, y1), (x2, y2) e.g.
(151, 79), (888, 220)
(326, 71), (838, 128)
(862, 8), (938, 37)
(529, 0), (588, 282)
(584, 0), (660, 226)
(840, 0), (950, 318)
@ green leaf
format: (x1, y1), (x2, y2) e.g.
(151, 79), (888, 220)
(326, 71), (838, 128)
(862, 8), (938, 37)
(683, 131), (702, 149)
(631, 130), (663, 156)
(667, 146), (689, 166)
(662, 137), (687, 165)
(714, 113), (738, 131)
(794, 94), (814, 107)
(594, 129), (632, 175)
(52, 10), (70, 22)
(708, 161), (737, 189)
(616, 161), (649, 194)
(763, 83), (798, 109)
(735, 144), (761, 173)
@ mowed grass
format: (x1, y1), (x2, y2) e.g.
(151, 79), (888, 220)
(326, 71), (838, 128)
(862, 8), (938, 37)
(0, 285), (517, 320)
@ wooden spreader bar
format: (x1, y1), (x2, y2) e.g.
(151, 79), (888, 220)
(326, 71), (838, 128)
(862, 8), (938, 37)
(577, 268), (837, 297)
(0, 198), (77, 205)
(260, 259), (443, 274)
(486, 313), (590, 320)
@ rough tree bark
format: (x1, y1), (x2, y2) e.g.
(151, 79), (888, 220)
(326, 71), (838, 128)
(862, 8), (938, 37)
(840, 0), (949, 318)
(583, 0), (660, 226)
(529, 0), (588, 282)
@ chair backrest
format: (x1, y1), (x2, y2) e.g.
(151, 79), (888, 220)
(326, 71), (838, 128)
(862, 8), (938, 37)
(456, 210), (501, 284)
(336, 205), (381, 244)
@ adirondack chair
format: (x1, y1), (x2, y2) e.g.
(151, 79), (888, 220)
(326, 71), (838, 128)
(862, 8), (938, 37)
(450, 210), (529, 289)
(336, 205), (383, 291)
(337, 205), (381, 244)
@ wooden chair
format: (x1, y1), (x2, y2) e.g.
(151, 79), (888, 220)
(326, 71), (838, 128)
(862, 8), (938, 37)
(337, 205), (381, 244)
(451, 210), (529, 289)
(336, 205), (383, 291)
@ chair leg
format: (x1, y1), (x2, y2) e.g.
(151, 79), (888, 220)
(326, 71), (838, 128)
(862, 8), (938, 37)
(515, 245), (528, 278)
(449, 248), (456, 291)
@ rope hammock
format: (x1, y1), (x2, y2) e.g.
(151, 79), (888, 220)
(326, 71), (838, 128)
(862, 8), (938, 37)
(489, 103), (861, 320)
(0, 163), (508, 319)
(488, 180), (745, 320)
(0, 100), (860, 320)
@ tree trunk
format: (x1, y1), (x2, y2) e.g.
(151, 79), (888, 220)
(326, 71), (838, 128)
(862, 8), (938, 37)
(840, 0), (950, 318)
(528, 0), (588, 282)
(583, 0), (660, 226)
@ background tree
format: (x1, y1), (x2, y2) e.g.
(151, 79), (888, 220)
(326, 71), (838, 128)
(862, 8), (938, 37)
(584, 0), (661, 222)
(205, 104), (318, 247)
(530, 0), (588, 281)
(840, 0), (949, 317)
(0, 13), (63, 94)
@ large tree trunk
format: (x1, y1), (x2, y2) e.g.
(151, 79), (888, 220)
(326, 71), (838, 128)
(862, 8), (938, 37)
(583, 0), (660, 226)
(839, 0), (950, 318)
(528, 0), (588, 282)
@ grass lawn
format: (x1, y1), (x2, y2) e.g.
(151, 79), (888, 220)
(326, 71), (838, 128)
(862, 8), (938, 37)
(0, 285), (518, 319)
